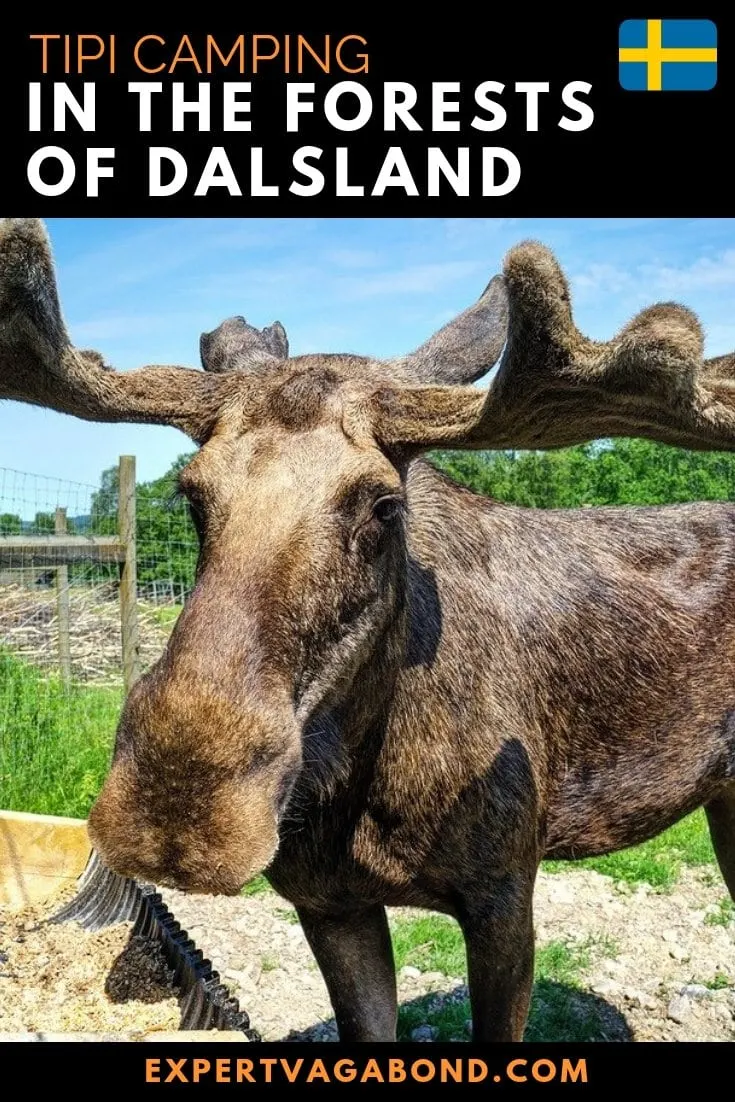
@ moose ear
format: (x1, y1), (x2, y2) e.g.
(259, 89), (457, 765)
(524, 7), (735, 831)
(388, 274), (508, 386)
(200, 316), (289, 374)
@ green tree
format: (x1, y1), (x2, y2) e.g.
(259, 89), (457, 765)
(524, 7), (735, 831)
(90, 454), (198, 593)
(32, 511), (77, 534)
(0, 513), (22, 535)
(431, 440), (735, 509)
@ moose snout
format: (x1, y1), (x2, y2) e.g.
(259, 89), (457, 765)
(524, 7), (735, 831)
(86, 675), (301, 894)
(88, 761), (282, 895)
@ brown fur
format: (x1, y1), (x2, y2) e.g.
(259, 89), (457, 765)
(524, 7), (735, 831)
(3, 218), (735, 1042)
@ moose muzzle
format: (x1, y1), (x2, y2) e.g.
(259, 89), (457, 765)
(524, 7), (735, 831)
(87, 670), (300, 895)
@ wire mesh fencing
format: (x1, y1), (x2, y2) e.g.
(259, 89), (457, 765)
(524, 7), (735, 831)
(0, 459), (198, 817)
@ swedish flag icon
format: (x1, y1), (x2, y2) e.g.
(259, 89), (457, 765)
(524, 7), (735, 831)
(619, 19), (717, 91)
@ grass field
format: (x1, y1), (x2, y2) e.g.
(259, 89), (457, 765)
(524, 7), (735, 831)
(0, 651), (120, 818)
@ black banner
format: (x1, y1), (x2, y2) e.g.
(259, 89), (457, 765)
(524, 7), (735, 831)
(4, 1040), (730, 1091)
(0, 17), (730, 215)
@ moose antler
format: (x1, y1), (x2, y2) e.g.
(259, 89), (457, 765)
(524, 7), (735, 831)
(0, 218), (231, 443)
(373, 241), (735, 454)
(200, 316), (289, 374)
(6, 220), (735, 457)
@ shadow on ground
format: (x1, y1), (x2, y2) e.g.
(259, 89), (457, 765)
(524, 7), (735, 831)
(283, 980), (633, 1042)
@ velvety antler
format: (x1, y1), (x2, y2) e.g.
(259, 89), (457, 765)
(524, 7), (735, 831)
(0, 218), (230, 443)
(200, 317), (289, 374)
(373, 241), (735, 453)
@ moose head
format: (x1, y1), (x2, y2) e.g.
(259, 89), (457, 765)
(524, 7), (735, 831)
(2, 217), (734, 896)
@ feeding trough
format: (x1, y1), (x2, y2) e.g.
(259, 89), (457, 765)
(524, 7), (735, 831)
(0, 810), (259, 1039)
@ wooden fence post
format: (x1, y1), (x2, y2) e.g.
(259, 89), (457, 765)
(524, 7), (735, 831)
(118, 455), (141, 692)
(55, 507), (71, 685)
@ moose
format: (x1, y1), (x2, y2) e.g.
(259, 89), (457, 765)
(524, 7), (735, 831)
(1, 217), (734, 1042)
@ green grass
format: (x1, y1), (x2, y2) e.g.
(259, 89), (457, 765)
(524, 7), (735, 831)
(526, 936), (620, 1042)
(397, 996), (470, 1041)
(704, 897), (734, 927)
(0, 651), (120, 818)
(535, 938), (594, 983)
(392, 913), (621, 1041)
(700, 971), (731, 991)
(275, 906), (300, 925)
(392, 914), (467, 977)
(241, 874), (272, 896)
(525, 980), (608, 1043)
(391, 914), (475, 1040)
(543, 810), (715, 889)
(146, 604), (183, 630)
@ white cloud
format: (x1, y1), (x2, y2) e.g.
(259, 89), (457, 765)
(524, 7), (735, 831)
(642, 250), (735, 292)
(572, 262), (634, 297)
(571, 248), (735, 304)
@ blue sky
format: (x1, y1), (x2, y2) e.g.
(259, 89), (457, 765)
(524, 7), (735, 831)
(3, 217), (735, 513)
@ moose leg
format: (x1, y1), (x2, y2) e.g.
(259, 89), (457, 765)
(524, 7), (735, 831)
(459, 873), (536, 1042)
(297, 903), (397, 1041)
(705, 786), (735, 900)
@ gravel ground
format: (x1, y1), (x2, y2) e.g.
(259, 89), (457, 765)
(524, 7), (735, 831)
(162, 867), (735, 1043)
(0, 868), (731, 1039)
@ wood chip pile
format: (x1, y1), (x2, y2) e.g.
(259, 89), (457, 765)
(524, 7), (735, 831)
(0, 584), (177, 685)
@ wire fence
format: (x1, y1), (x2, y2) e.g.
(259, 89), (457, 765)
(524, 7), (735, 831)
(0, 462), (198, 685)
(0, 461), (199, 816)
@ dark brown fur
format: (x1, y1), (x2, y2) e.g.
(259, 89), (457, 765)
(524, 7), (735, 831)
(3, 218), (735, 1042)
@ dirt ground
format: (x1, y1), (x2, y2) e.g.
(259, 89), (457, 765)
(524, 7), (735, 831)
(0, 889), (180, 1033)
(160, 866), (735, 1043)
(0, 866), (731, 1040)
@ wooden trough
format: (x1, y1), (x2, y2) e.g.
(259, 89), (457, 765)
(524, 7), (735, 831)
(0, 809), (91, 908)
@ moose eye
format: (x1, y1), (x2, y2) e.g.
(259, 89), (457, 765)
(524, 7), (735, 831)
(372, 495), (404, 524)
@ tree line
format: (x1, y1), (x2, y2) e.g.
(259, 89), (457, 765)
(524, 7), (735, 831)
(0, 512), (77, 535)
(432, 440), (735, 508)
